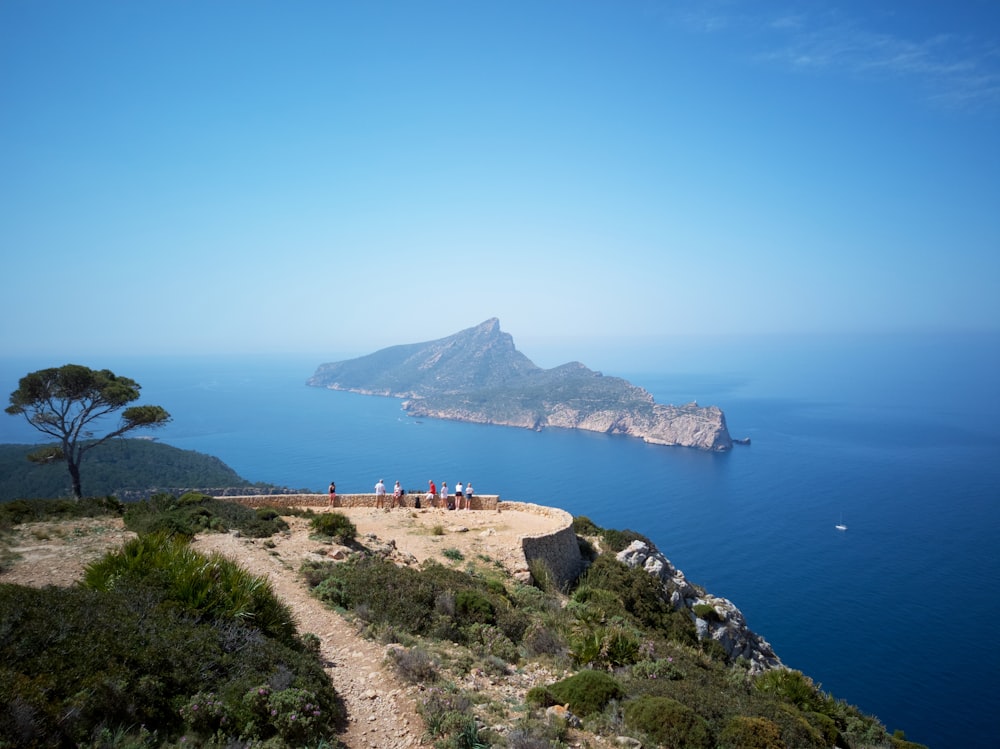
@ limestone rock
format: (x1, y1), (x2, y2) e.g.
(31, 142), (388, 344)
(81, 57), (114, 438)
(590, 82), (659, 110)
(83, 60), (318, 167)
(617, 540), (782, 675)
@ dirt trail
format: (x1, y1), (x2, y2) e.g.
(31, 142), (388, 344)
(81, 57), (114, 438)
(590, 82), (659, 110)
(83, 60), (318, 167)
(2, 506), (565, 748)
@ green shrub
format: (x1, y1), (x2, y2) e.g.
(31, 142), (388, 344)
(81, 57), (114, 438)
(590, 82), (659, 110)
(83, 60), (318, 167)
(600, 527), (652, 552)
(81, 532), (296, 646)
(568, 622), (642, 669)
(692, 602), (722, 622)
(419, 687), (473, 741)
(700, 636), (730, 663)
(465, 622), (519, 663)
(123, 493), (287, 538)
(0, 495), (123, 530)
(754, 669), (823, 713)
(572, 515), (601, 536)
(0, 581), (341, 747)
(310, 511), (357, 542)
(546, 670), (624, 717)
(631, 657), (685, 681)
(804, 710), (842, 746)
(573, 555), (696, 645)
(442, 547), (464, 561)
(623, 695), (712, 749)
(525, 685), (558, 708)
(308, 556), (525, 654)
(717, 715), (786, 749)
(455, 589), (494, 624)
(528, 557), (558, 592)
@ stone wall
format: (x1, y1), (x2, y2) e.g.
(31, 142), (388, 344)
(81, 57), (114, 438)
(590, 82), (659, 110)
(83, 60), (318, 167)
(498, 501), (582, 588)
(216, 493), (500, 510)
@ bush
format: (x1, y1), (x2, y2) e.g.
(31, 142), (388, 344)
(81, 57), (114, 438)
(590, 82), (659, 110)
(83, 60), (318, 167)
(0, 581), (341, 747)
(455, 589), (494, 624)
(600, 528), (652, 553)
(754, 669), (823, 713)
(0, 495), (123, 530)
(523, 622), (566, 658)
(310, 511), (357, 542)
(573, 555), (696, 645)
(572, 515), (601, 536)
(81, 532), (296, 646)
(528, 557), (558, 592)
(546, 670), (625, 717)
(623, 695), (713, 749)
(717, 715), (786, 749)
(692, 602), (722, 622)
(308, 556), (525, 654)
(123, 493), (288, 538)
(418, 688), (473, 741)
(386, 646), (439, 684)
(568, 622), (642, 669)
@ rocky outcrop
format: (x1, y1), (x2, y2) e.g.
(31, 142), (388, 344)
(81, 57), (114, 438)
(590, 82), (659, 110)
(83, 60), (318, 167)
(617, 540), (783, 675)
(405, 398), (732, 451)
(310, 319), (733, 452)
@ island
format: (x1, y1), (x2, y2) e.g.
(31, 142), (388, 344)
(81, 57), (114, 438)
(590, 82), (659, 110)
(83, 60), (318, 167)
(307, 318), (734, 451)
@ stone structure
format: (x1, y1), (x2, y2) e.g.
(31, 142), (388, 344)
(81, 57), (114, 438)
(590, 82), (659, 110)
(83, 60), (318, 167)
(219, 493), (500, 510)
(498, 501), (582, 588)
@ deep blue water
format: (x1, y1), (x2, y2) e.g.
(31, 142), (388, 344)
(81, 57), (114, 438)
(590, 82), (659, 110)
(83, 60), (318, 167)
(3, 332), (998, 748)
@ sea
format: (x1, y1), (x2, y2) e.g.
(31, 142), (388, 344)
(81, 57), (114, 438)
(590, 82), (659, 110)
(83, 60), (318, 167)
(2, 331), (998, 749)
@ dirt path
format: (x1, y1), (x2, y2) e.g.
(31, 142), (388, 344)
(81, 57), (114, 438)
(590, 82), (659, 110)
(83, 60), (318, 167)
(193, 522), (423, 749)
(1, 505), (566, 748)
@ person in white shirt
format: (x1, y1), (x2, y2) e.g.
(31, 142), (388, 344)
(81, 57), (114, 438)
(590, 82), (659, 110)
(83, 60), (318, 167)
(455, 482), (464, 509)
(375, 479), (386, 509)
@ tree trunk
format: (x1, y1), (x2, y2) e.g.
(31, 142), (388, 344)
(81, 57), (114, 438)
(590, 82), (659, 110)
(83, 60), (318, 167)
(67, 460), (83, 499)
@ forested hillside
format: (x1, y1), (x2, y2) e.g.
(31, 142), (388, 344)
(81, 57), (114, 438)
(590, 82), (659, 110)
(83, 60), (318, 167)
(0, 439), (259, 501)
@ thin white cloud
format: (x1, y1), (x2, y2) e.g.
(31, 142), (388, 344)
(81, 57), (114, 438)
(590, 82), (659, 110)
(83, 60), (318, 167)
(665, 1), (1000, 112)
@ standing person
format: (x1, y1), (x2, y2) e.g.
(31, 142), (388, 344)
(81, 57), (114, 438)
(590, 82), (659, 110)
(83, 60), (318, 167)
(440, 482), (449, 510)
(393, 480), (403, 509)
(427, 480), (436, 507)
(455, 482), (464, 510)
(328, 481), (336, 507)
(375, 478), (386, 509)
(465, 482), (473, 510)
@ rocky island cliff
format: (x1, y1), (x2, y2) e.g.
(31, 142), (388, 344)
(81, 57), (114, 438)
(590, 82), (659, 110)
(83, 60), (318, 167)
(307, 318), (733, 451)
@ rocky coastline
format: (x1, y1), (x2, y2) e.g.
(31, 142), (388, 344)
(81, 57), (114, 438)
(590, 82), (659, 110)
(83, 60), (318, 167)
(309, 319), (735, 451)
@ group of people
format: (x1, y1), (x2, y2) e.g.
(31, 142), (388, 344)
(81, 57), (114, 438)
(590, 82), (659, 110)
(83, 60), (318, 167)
(326, 478), (475, 510)
(424, 480), (474, 510)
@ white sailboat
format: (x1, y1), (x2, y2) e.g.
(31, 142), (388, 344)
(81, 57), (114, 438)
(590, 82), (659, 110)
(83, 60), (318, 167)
(835, 513), (847, 531)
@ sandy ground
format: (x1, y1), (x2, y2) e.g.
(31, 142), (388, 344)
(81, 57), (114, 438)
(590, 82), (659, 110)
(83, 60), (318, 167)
(0, 505), (566, 748)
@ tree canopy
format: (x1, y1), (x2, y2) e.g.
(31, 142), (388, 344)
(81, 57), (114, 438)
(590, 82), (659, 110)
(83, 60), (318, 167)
(5, 364), (171, 498)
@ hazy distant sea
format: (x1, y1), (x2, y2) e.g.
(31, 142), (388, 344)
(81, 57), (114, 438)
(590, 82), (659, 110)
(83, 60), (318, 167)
(2, 332), (998, 748)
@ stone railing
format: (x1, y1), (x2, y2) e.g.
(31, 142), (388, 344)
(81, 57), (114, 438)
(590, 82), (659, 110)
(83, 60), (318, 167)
(216, 493), (500, 510)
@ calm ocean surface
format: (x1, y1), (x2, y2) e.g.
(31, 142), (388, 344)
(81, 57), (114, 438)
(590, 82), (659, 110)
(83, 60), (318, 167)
(2, 332), (998, 748)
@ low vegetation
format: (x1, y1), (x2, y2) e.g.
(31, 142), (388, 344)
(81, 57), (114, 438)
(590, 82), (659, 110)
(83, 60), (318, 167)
(0, 498), (927, 749)
(1, 529), (342, 747)
(303, 514), (927, 749)
(123, 491), (290, 538)
(309, 510), (357, 543)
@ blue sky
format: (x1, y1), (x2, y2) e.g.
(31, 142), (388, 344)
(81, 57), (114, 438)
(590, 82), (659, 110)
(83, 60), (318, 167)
(2, 0), (998, 364)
